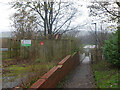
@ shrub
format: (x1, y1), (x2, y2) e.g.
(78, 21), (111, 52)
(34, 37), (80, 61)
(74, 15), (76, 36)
(102, 30), (119, 66)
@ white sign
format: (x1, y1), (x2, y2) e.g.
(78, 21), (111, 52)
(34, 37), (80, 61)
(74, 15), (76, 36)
(21, 40), (31, 46)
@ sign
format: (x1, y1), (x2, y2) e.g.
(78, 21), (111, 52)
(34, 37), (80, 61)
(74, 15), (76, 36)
(21, 40), (31, 46)
(40, 41), (44, 46)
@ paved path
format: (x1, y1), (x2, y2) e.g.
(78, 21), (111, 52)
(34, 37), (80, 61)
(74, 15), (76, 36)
(63, 56), (96, 88)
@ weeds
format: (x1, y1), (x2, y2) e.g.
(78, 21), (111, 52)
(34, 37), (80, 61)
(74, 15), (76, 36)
(91, 60), (119, 88)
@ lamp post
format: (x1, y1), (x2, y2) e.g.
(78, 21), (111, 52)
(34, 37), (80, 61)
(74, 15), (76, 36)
(92, 23), (98, 62)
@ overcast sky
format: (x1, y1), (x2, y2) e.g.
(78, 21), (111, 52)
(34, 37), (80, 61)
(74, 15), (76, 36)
(0, 0), (117, 33)
(0, 0), (15, 32)
(0, 0), (91, 32)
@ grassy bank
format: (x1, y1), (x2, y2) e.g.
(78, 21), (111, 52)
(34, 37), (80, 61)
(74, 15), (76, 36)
(91, 60), (119, 88)
(2, 56), (57, 88)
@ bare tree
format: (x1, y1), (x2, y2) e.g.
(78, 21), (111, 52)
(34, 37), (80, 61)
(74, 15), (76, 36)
(10, 0), (78, 39)
(89, 24), (110, 47)
(87, 1), (120, 46)
(88, 1), (120, 54)
(88, 1), (120, 22)
(11, 6), (39, 39)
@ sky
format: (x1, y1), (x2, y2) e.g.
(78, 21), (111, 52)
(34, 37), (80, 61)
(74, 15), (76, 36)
(0, 0), (91, 33)
(0, 0), (117, 33)
(0, 0), (15, 32)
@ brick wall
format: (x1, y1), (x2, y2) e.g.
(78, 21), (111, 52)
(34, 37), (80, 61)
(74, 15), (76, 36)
(29, 52), (80, 89)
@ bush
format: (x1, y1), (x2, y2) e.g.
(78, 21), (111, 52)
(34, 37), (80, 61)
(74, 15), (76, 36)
(102, 30), (119, 66)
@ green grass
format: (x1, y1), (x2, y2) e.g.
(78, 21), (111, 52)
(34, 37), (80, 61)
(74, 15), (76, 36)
(3, 60), (56, 88)
(91, 60), (119, 88)
(3, 58), (15, 61)
(3, 62), (55, 82)
(3, 65), (28, 79)
(8, 65), (25, 71)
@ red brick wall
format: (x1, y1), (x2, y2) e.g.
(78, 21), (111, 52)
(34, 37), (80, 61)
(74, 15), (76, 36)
(29, 52), (80, 89)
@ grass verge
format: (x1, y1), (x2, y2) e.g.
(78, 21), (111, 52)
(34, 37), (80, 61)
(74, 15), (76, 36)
(91, 60), (119, 88)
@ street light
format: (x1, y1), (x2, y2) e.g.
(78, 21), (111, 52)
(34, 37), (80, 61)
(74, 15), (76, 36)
(92, 23), (98, 62)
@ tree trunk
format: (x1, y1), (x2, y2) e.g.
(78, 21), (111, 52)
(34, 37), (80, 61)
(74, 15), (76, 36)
(49, 2), (53, 35)
(44, 2), (47, 36)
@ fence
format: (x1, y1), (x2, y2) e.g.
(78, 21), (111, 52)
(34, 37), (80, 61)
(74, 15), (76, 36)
(2, 39), (77, 62)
